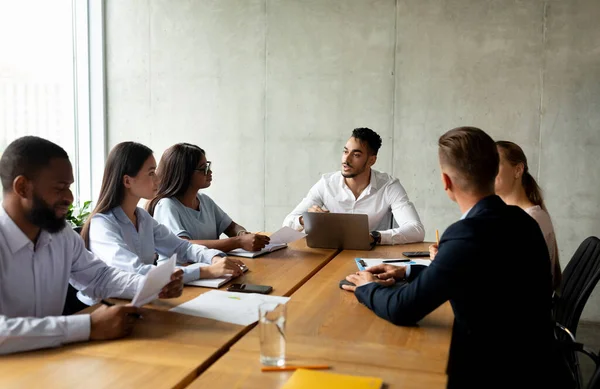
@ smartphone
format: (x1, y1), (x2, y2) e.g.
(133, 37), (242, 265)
(227, 283), (273, 294)
(402, 251), (430, 258)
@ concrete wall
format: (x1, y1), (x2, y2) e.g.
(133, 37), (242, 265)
(105, 0), (600, 321)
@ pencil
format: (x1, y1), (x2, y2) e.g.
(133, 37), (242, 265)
(261, 365), (330, 372)
(436, 229), (440, 246)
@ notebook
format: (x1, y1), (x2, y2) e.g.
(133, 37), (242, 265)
(281, 369), (383, 389)
(227, 227), (306, 258)
(185, 263), (248, 288)
(228, 243), (288, 258)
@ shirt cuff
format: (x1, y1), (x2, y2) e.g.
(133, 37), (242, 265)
(183, 266), (201, 282)
(379, 230), (393, 245)
(356, 281), (375, 289)
(405, 264), (411, 279)
(65, 314), (91, 344)
(206, 249), (226, 263)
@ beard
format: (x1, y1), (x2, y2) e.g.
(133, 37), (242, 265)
(341, 160), (368, 179)
(25, 194), (68, 233)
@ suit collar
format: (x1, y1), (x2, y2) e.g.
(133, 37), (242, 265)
(463, 195), (505, 219)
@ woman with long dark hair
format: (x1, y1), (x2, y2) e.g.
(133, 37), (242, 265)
(147, 143), (269, 252)
(495, 140), (561, 290)
(78, 142), (244, 305)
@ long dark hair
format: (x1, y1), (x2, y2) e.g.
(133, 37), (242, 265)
(81, 142), (154, 247)
(146, 143), (205, 216)
(496, 141), (545, 210)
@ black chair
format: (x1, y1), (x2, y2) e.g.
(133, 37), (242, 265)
(589, 362), (600, 389)
(554, 236), (600, 337)
(553, 236), (600, 388)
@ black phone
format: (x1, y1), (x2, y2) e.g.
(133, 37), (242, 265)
(227, 283), (273, 294)
(338, 279), (356, 289)
(402, 251), (430, 258)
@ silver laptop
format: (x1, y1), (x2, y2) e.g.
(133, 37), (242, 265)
(302, 212), (372, 250)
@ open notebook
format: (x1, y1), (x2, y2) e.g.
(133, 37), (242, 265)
(281, 369), (383, 389)
(227, 227), (306, 258)
(185, 263), (248, 289)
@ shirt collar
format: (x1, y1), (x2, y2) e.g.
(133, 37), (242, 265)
(112, 206), (142, 226)
(337, 169), (379, 198)
(0, 204), (52, 254)
(460, 207), (473, 220)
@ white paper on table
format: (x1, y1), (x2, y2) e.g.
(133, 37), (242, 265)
(131, 255), (176, 307)
(169, 290), (290, 326)
(268, 226), (306, 245)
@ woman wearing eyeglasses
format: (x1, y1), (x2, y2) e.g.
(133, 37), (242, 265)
(78, 142), (244, 306)
(147, 143), (270, 252)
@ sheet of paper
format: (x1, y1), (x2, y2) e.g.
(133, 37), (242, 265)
(269, 226), (307, 245)
(131, 255), (176, 307)
(169, 290), (290, 326)
(355, 258), (431, 271)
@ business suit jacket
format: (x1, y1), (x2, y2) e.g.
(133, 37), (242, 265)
(355, 195), (565, 388)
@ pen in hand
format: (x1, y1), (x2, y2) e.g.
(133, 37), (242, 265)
(101, 299), (142, 319)
(382, 259), (411, 263)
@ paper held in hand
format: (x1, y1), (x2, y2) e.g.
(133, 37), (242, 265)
(131, 255), (176, 307)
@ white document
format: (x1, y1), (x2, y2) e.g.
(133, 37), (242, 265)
(185, 263), (248, 289)
(227, 227), (306, 258)
(356, 258), (432, 271)
(131, 255), (176, 307)
(268, 226), (306, 245)
(169, 290), (290, 326)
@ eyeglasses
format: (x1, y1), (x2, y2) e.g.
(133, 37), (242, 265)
(195, 161), (212, 176)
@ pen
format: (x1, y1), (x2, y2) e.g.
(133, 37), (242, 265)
(436, 229), (440, 246)
(382, 259), (411, 263)
(261, 365), (330, 372)
(101, 299), (142, 319)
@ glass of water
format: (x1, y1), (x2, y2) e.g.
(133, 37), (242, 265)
(259, 302), (286, 366)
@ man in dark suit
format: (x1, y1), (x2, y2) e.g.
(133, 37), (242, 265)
(342, 127), (566, 388)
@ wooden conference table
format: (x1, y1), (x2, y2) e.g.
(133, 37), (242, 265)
(188, 243), (453, 389)
(0, 240), (454, 389)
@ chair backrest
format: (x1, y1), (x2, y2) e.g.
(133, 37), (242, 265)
(588, 363), (600, 389)
(555, 237), (600, 336)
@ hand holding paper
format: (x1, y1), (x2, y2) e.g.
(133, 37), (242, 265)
(131, 255), (176, 307)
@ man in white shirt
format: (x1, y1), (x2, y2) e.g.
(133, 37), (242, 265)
(0, 136), (184, 355)
(282, 128), (424, 245)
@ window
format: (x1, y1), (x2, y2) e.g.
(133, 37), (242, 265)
(0, 0), (105, 203)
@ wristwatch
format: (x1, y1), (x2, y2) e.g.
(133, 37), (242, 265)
(370, 231), (381, 247)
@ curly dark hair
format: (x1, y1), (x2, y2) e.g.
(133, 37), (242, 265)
(351, 127), (382, 155)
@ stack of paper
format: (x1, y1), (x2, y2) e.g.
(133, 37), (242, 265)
(169, 290), (290, 325)
(355, 258), (431, 271)
(228, 227), (306, 258)
(281, 369), (383, 389)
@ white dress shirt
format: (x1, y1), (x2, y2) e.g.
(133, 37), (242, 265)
(78, 206), (225, 305)
(282, 169), (425, 245)
(0, 205), (143, 355)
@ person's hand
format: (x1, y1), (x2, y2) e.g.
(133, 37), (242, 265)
(238, 233), (270, 251)
(341, 271), (392, 292)
(366, 264), (407, 281)
(300, 206), (329, 226)
(429, 244), (439, 260)
(159, 269), (184, 299)
(203, 256), (245, 278)
(308, 205), (329, 213)
(89, 304), (140, 340)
